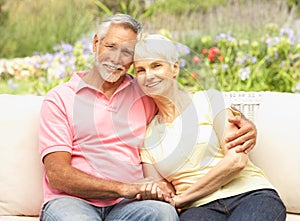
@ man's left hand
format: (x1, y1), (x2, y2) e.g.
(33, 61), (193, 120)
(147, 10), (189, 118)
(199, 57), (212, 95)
(225, 115), (257, 153)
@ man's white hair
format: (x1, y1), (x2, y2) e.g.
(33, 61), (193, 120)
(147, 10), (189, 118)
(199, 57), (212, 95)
(97, 14), (143, 45)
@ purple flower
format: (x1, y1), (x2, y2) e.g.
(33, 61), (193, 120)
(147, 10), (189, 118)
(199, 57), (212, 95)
(222, 64), (229, 70)
(176, 43), (190, 56)
(251, 56), (257, 64)
(280, 28), (295, 43)
(179, 58), (186, 68)
(238, 67), (251, 81)
(8, 79), (19, 89)
(266, 37), (280, 48)
(60, 42), (74, 53)
(215, 33), (235, 42)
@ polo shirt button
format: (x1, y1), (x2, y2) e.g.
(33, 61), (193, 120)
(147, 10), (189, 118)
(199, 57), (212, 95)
(106, 105), (117, 112)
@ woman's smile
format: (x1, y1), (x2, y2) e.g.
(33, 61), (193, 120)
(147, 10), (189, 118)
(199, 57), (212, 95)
(146, 80), (162, 88)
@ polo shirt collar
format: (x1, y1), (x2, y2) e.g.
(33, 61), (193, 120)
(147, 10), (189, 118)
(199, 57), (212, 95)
(67, 72), (135, 94)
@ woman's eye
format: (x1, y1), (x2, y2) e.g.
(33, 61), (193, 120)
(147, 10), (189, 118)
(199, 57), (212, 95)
(136, 69), (145, 74)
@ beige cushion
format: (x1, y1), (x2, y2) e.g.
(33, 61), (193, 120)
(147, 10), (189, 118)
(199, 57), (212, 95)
(0, 95), (44, 216)
(0, 216), (39, 221)
(251, 92), (300, 214)
(287, 213), (300, 221)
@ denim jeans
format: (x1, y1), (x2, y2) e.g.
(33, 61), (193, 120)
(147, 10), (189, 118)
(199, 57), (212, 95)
(179, 189), (286, 221)
(40, 197), (179, 221)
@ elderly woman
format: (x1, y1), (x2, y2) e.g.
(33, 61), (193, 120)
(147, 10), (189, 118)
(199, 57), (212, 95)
(133, 34), (286, 221)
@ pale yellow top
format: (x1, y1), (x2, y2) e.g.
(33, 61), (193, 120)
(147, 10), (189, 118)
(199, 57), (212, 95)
(140, 89), (274, 208)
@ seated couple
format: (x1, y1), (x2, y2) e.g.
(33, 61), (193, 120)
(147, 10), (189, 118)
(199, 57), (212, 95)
(39, 14), (285, 221)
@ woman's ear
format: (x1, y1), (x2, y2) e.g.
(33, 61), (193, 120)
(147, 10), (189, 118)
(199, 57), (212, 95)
(93, 34), (99, 53)
(172, 61), (180, 78)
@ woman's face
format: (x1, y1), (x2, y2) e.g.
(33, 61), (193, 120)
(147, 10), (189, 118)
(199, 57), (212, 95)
(134, 58), (179, 97)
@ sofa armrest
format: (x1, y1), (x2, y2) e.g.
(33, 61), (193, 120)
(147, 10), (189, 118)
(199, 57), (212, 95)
(223, 91), (264, 121)
(224, 91), (300, 216)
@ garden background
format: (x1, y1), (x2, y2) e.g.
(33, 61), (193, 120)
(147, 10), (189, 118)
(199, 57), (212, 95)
(0, 0), (300, 95)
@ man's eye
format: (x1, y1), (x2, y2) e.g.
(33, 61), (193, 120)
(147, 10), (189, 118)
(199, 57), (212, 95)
(106, 45), (115, 49)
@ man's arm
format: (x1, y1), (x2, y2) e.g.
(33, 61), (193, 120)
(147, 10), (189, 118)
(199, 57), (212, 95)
(225, 109), (257, 153)
(43, 151), (143, 199)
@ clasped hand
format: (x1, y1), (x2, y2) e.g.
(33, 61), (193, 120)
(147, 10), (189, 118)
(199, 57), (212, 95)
(136, 181), (175, 204)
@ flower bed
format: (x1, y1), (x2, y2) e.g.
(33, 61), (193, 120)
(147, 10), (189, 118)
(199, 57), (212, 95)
(1, 26), (300, 95)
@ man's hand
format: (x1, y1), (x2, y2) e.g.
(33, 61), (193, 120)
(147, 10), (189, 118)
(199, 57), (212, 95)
(225, 114), (257, 153)
(136, 181), (174, 202)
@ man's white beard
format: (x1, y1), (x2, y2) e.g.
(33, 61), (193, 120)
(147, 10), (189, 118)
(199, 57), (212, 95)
(95, 60), (126, 83)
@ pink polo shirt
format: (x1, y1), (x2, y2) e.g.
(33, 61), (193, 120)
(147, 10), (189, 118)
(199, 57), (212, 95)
(39, 72), (156, 207)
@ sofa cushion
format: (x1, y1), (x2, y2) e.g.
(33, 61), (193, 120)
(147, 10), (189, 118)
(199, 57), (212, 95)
(0, 95), (44, 216)
(250, 92), (300, 214)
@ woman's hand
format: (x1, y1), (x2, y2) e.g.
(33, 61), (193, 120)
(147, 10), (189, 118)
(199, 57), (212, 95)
(136, 180), (174, 202)
(170, 195), (183, 213)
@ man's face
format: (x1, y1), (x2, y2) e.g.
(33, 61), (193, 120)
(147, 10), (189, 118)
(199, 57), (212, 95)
(94, 24), (137, 83)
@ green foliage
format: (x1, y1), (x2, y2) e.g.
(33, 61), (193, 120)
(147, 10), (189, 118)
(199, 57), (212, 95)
(94, 0), (155, 20)
(152, 0), (227, 14)
(0, 0), (8, 26)
(0, 0), (95, 58)
(286, 0), (300, 8)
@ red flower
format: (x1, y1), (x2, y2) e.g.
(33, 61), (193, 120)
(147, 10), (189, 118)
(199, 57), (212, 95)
(208, 53), (215, 61)
(206, 46), (222, 62)
(209, 46), (220, 55)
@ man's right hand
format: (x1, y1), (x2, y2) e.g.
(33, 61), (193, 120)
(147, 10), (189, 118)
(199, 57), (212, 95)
(136, 181), (175, 203)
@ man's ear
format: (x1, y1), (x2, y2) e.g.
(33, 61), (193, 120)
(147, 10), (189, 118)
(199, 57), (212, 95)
(93, 34), (99, 53)
(173, 61), (180, 78)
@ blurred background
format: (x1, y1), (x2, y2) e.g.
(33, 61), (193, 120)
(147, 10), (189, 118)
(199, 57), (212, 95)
(1, 0), (300, 94)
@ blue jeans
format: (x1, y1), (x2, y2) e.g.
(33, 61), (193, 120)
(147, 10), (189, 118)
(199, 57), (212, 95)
(180, 189), (286, 221)
(40, 197), (179, 221)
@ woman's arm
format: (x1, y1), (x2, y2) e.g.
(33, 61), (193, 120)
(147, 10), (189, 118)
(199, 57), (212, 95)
(172, 108), (248, 209)
(138, 163), (175, 202)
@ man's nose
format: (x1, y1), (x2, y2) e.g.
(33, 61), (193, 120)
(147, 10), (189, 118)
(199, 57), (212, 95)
(111, 50), (122, 65)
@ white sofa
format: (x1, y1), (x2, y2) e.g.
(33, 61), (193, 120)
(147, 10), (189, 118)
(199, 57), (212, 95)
(0, 92), (299, 220)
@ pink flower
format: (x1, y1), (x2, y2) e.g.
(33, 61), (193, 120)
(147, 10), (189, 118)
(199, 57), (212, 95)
(191, 72), (198, 79)
(193, 56), (200, 64)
